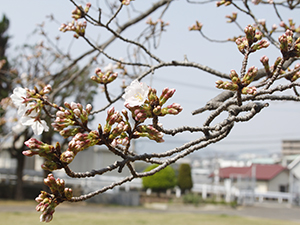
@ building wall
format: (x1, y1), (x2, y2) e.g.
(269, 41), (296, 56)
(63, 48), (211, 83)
(0, 150), (16, 169)
(268, 170), (289, 192)
(68, 146), (131, 177)
(291, 162), (300, 180)
(282, 140), (300, 155)
(255, 181), (268, 193)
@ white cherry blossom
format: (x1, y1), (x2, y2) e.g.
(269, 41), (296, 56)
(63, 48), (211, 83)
(122, 79), (149, 107)
(19, 105), (49, 135)
(10, 87), (49, 135)
(10, 87), (27, 108)
(21, 116), (49, 135)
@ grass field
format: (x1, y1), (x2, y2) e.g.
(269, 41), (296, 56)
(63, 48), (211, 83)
(1, 211), (300, 225)
(0, 201), (299, 225)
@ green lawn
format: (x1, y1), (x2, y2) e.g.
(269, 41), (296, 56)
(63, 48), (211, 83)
(1, 210), (300, 225)
(0, 200), (299, 225)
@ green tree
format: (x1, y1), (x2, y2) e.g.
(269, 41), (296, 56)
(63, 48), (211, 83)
(142, 164), (177, 193)
(0, 14), (12, 133)
(177, 163), (193, 194)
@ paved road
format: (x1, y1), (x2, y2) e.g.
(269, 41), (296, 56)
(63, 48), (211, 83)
(0, 201), (300, 223)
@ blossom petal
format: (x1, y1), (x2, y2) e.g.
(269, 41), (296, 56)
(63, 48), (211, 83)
(31, 120), (49, 135)
(123, 80), (149, 107)
(10, 87), (27, 107)
(20, 116), (35, 126)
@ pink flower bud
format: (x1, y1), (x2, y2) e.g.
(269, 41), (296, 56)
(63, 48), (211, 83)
(70, 102), (77, 110)
(73, 108), (81, 117)
(24, 138), (44, 149)
(86, 104), (92, 113)
(64, 102), (71, 109)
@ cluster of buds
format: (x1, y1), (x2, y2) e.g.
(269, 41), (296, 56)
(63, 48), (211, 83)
(216, 0), (232, 7)
(216, 67), (258, 95)
(71, 3), (91, 19)
(258, 20), (278, 36)
(125, 85), (182, 123)
(188, 21), (203, 31)
(278, 29), (300, 59)
(285, 63), (300, 82)
(52, 102), (92, 138)
(61, 130), (100, 164)
(23, 138), (63, 171)
(159, 103), (183, 116)
(23, 138), (55, 157)
(124, 104), (149, 123)
(101, 107), (130, 146)
(226, 12), (237, 23)
(121, 80), (182, 142)
(36, 174), (73, 222)
(235, 25), (270, 54)
(91, 68), (118, 84)
(241, 86), (257, 95)
(215, 80), (238, 91)
(59, 20), (87, 38)
(146, 17), (169, 30)
(242, 66), (258, 86)
(280, 19), (300, 33)
(260, 56), (286, 78)
(59, 3), (91, 38)
(135, 125), (164, 143)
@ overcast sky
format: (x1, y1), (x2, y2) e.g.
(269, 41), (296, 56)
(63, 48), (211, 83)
(1, 0), (299, 157)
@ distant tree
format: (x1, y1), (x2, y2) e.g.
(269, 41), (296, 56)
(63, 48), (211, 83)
(142, 164), (176, 193)
(177, 163), (193, 194)
(0, 14), (12, 134)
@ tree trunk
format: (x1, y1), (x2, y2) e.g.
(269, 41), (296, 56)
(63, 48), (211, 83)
(15, 151), (25, 200)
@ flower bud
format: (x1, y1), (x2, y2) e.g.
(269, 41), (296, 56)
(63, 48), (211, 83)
(215, 80), (238, 91)
(188, 20), (203, 31)
(64, 188), (73, 200)
(65, 103), (73, 111)
(244, 24), (256, 45)
(159, 88), (176, 105)
(84, 3), (91, 13)
(60, 151), (75, 164)
(260, 55), (270, 73)
(241, 86), (257, 95)
(242, 66), (258, 85)
(22, 150), (37, 157)
(86, 104), (92, 113)
(225, 12), (237, 23)
(42, 161), (59, 172)
(230, 70), (240, 84)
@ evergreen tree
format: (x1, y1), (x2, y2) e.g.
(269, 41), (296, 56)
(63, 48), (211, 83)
(0, 14), (12, 133)
(177, 163), (193, 194)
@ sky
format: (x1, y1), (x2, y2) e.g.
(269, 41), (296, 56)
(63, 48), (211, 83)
(1, 0), (300, 157)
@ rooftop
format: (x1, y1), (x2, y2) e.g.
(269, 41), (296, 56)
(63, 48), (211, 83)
(216, 164), (287, 181)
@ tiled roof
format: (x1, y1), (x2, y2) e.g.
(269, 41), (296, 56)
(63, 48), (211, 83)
(217, 164), (287, 181)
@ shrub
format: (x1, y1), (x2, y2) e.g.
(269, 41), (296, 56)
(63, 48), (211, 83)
(142, 164), (177, 193)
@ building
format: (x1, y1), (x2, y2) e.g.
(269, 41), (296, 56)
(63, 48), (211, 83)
(217, 164), (289, 193)
(282, 140), (300, 155)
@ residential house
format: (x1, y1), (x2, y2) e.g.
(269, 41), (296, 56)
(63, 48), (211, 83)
(217, 164), (289, 193)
